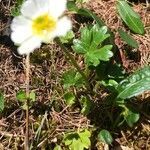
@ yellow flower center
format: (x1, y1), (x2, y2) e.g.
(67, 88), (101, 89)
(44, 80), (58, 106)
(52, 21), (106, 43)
(32, 14), (56, 37)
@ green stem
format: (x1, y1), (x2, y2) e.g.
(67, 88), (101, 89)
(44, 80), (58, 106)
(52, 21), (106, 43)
(55, 38), (91, 92)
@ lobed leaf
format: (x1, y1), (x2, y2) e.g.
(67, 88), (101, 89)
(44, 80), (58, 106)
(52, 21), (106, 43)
(73, 25), (113, 66)
(62, 69), (84, 89)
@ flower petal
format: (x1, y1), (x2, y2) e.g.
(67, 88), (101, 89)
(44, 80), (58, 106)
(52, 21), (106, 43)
(53, 17), (72, 37)
(40, 17), (72, 43)
(11, 16), (32, 44)
(11, 16), (31, 31)
(48, 0), (67, 18)
(18, 36), (41, 55)
(21, 0), (50, 19)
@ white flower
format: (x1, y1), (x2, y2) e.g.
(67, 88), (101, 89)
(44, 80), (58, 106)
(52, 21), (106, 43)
(11, 0), (72, 55)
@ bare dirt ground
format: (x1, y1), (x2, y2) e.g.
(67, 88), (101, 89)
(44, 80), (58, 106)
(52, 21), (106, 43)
(0, 0), (150, 149)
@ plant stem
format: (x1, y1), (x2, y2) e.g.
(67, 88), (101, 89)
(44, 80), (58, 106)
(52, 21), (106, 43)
(55, 38), (92, 92)
(25, 54), (30, 150)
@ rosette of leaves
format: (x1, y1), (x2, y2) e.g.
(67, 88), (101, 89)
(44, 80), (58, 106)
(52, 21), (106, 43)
(73, 25), (113, 66)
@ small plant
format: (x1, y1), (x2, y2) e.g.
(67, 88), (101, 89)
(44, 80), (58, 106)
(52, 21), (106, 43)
(16, 90), (36, 109)
(63, 129), (91, 150)
(5, 0), (149, 149)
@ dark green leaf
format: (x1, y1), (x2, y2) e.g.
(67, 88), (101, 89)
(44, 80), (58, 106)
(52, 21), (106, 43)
(80, 96), (93, 115)
(116, 0), (144, 34)
(118, 29), (139, 48)
(78, 8), (117, 51)
(0, 93), (4, 112)
(67, 6), (116, 50)
(16, 90), (26, 102)
(98, 130), (113, 145)
(123, 107), (140, 127)
(67, 1), (78, 12)
(62, 69), (84, 89)
(78, 8), (105, 27)
(73, 25), (113, 66)
(117, 66), (150, 99)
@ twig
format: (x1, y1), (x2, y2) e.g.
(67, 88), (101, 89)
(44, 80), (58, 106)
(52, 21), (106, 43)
(25, 54), (30, 150)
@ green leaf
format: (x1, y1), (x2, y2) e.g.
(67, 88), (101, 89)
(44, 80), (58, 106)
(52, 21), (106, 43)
(16, 90), (26, 102)
(85, 45), (113, 66)
(11, 0), (24, 16)
(60, 31), (75, 44)
(70, 139), (84, 150)
(101, 79), (118, 89)
(62, 69), (84, 89)
(29, 91), (36, 102)
(95, 45), (113, 61)
(98, 130), (113, 145)
(67, 1), (79, 12)
(64, 92), (76, 106)
(64, 133), (79, 146)
(78, 129), (91, 149)
(78, 8), (105, 27)
(123, 107), (140, 127)
(54, 145), (62, 150)
(90, 26), (110, 49)
(73, 39), (87, 54)
(78, 8), (117, 50)
(80, 96), (92, 115)
(117, 66), (150, 99)
(73, 25), (113, 66)
(0, 93), (4, 112)
(64, 130), (91, 150)
(116, 0), (144, 34)
(118, 29), (139, 48)
(66, 5), (116, 49)
(81, 26), (91, 47)
(79, 129), (91, 138)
